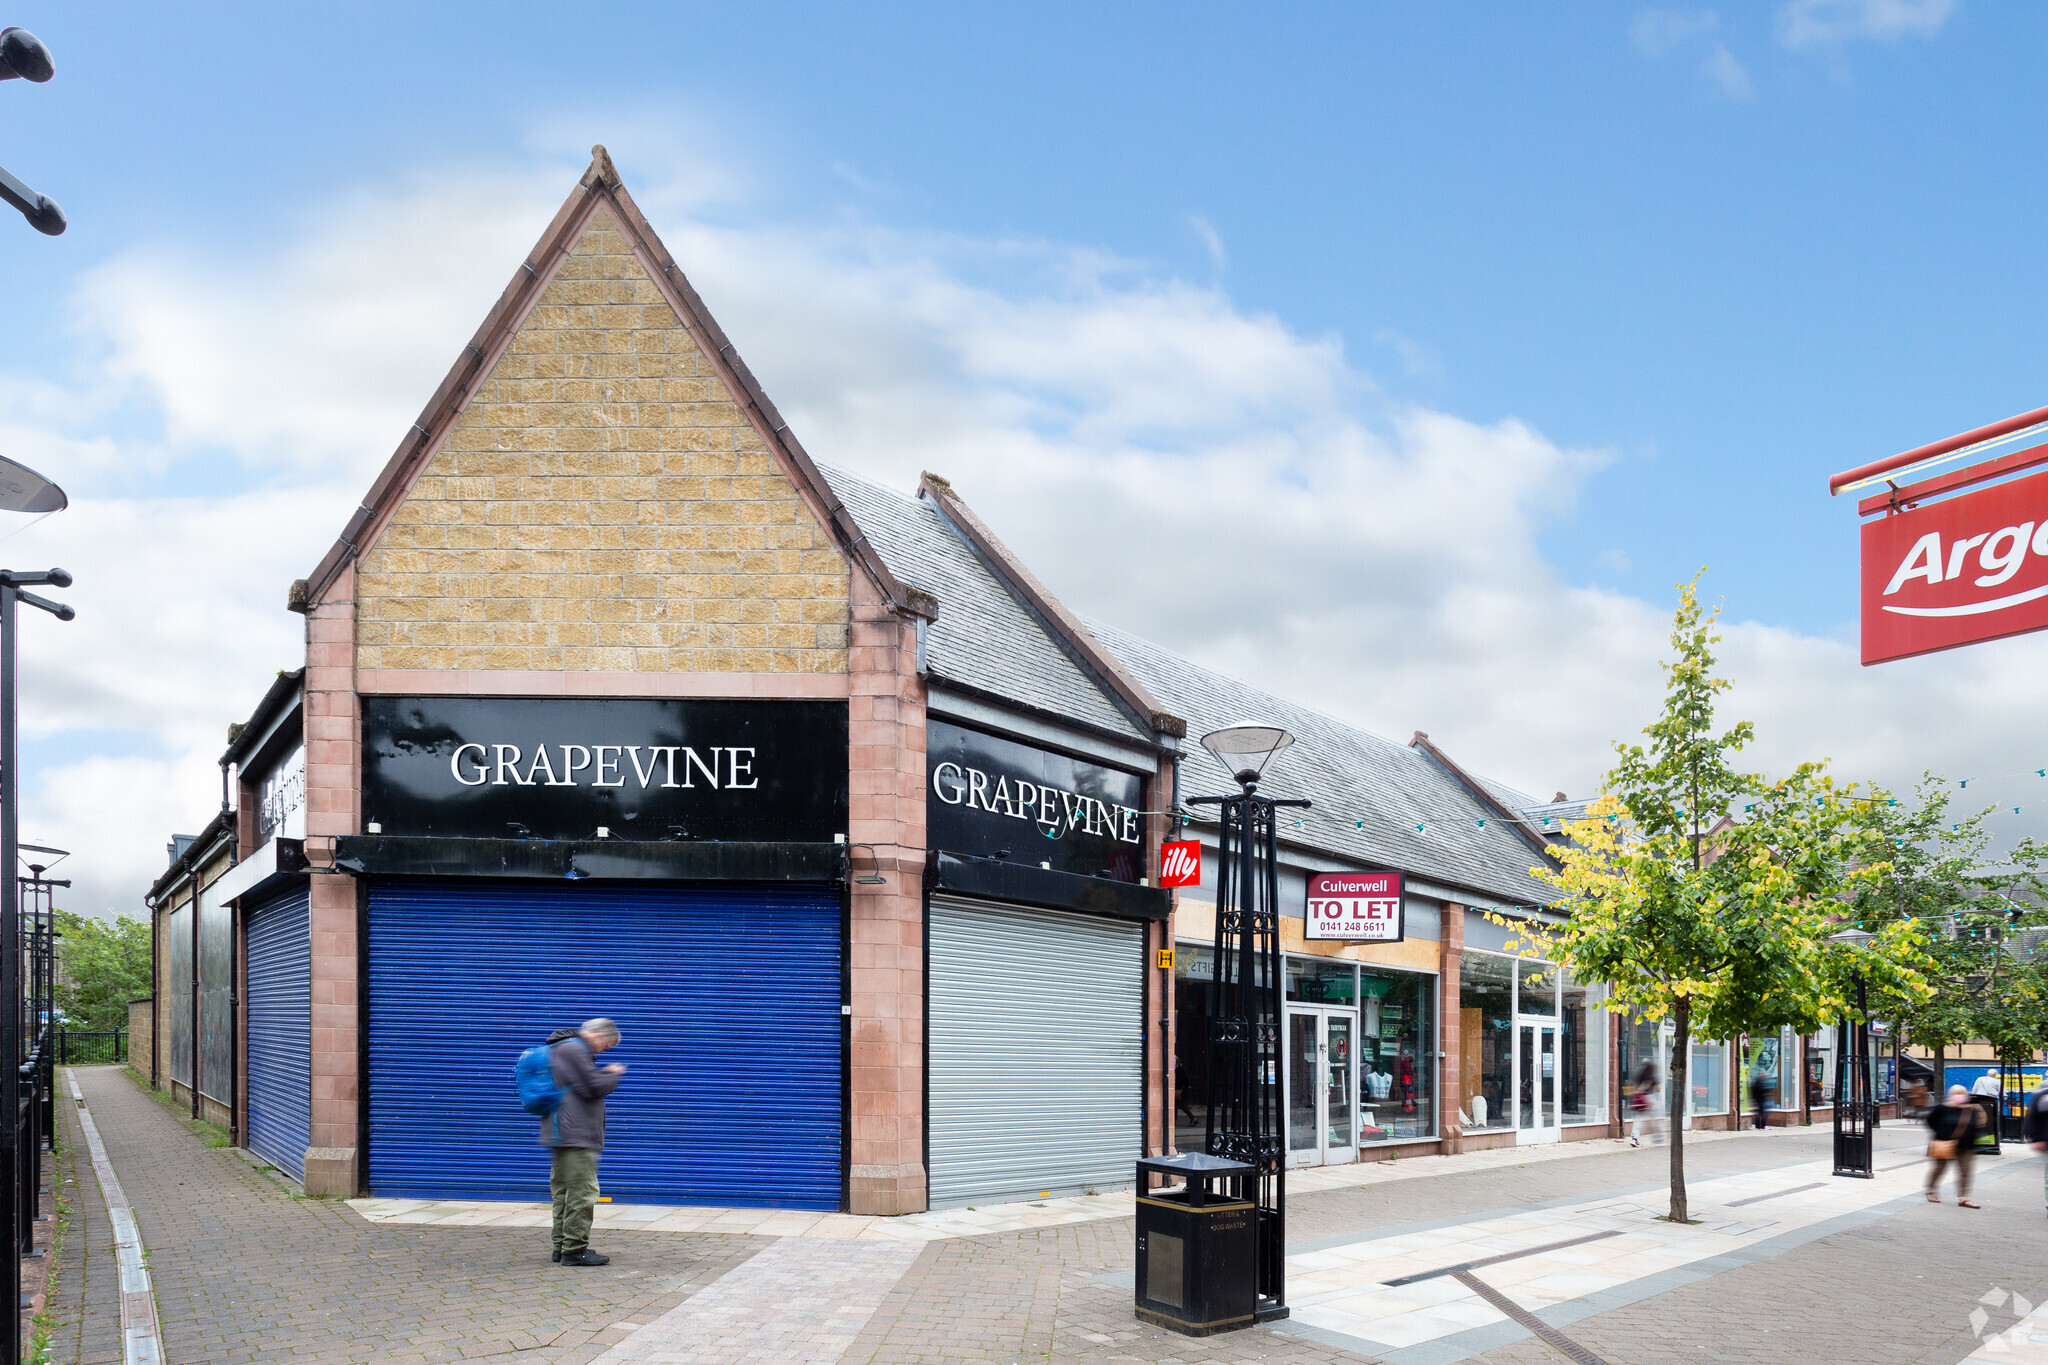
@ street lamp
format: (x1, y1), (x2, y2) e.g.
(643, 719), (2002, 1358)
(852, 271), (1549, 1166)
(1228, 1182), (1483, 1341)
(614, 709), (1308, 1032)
(1186, 725), (1308, 1325)
(1827, 927), (1875, 1178)
(0, 27), (62, 236)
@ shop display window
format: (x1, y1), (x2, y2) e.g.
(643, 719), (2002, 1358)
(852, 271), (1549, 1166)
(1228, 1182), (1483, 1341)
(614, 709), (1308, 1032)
(1560, 977), (1606, 1126)
(1459, 952), (1515, 1129)
(1359, 967), (1434, 1143)
(1287, 957), (1358, 1006)
(1742, 1033), (1784, 1114)
(1172, 945), (1218, 1154)
(1805, 1031), (1834, 1108)
(1689, 1040), (1728, 1116)
(1622, 1014), (1669, 1117)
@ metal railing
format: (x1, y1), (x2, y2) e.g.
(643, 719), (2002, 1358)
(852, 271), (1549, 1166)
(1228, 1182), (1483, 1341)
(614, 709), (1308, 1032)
(55, 1031), (125, 1065)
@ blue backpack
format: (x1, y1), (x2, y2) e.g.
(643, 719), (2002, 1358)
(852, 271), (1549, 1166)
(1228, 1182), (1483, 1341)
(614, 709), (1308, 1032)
(515, 1041), (566, 1116)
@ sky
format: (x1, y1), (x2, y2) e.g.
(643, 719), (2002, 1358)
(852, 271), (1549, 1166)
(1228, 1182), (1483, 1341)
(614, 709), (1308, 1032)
(5, 0), (2048, 916)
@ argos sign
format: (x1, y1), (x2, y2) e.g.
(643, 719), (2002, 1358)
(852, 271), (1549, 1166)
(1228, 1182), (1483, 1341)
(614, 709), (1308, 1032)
(1862, 467), (2048, 664)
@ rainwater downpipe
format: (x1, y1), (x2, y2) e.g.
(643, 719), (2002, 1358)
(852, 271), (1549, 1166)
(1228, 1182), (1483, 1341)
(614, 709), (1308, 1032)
(221, 758), (239, 1147)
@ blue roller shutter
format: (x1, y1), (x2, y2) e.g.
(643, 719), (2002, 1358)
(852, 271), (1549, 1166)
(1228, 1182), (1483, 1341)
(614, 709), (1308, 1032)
(244, 883), (312, 1181)
(367, 880), (843, 1208)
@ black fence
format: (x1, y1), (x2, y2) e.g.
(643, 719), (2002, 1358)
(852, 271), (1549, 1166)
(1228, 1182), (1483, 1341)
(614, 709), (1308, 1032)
(55, 1031), (125, 1065)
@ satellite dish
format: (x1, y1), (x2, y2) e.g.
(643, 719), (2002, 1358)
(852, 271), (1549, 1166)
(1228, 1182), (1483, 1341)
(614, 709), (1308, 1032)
(0, 457), (64, 514)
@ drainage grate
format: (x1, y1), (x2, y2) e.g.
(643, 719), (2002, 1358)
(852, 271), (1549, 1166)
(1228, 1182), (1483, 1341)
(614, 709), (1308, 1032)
(1725, 1181), (1826, 1207)
(1453, 1269), (1613, 1365)
(1381, 1229), (1623, 1287)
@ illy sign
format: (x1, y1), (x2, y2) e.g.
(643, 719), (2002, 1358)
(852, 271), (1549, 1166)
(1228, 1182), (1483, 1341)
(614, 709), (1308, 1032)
(1862, 466), (2048, 664)
(1305, 871), (1405, 943)
(1159, 840), (1201, 888)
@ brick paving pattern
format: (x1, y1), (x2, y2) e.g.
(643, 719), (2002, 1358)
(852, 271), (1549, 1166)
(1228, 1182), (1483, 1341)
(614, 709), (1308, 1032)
(590, 1238), (924, 1364)
(45, 1068), (2048, 1365)
(60, 1066), (764, 1365)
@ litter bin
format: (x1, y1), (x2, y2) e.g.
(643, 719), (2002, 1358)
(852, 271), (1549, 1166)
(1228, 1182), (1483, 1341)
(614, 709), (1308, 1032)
(1133, 1153), (1256, 1336)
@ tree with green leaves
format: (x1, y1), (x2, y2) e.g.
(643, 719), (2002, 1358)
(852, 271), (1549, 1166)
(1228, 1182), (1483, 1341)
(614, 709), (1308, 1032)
(1848, 782), (2048, 1085)
(1523, 576), (1932, 1222)
(54, 910), (151, 1034)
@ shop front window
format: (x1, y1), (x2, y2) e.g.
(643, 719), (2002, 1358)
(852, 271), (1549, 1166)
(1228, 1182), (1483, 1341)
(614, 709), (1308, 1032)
(1287, 957), (1358, 1006)
(1173, 945), (1217, 1153)
(1459, 952), (1515, 1129)
(1689, 1040), (1728, 1116)
(1560, 977), (1606, 1126)
(1360, 967), (1434, 1143)
(1806, 1032), (1834, 1108)
(1622, 1014), (1669, 1118)
(1743, 1033), (1783, 1116)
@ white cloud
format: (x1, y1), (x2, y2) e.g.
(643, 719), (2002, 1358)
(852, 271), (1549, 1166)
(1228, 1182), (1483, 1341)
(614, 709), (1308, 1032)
(1631, 8), (1721, 57)
(1702, 43), (1755, 99)
(15, 129), (2048, 918)
(1778, 0), (1959, 49)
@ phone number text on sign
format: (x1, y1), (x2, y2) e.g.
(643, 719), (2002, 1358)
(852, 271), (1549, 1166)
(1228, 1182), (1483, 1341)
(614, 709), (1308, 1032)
(1305, 871), (1405, 942)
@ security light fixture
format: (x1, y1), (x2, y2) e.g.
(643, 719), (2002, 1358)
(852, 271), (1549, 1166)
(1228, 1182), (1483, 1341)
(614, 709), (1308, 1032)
(1200, 724), (1295, 788)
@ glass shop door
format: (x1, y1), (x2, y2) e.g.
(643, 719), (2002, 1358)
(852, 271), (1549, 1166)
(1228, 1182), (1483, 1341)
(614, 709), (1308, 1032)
(1285, 1006), (1359, 1168)
(1515, 1021), (1560, 1145)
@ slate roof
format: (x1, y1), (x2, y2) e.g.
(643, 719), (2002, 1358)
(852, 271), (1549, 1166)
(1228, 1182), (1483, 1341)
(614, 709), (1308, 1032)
(818, 465), (1148, 743)
(821, 464), (1564, 907)
(1088, 620), (1561, 907)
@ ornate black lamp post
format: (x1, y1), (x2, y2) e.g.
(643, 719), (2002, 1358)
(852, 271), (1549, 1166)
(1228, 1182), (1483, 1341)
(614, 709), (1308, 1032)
(1828, 927), (1875, 1178)
(1188, 724), (1307, 1324)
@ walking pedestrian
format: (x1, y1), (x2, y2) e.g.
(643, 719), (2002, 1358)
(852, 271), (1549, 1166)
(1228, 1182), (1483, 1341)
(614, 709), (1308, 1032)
(1750, 1069), (1772, 1130)
(2025, 1082), (2048, 1219)
(1628, 1058), (1662, 1147)
(1926, 1083), (1985, 1209)
(541, 1018), (626, 1266)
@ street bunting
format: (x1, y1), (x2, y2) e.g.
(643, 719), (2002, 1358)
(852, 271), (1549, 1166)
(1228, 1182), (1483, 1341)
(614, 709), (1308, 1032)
(1861, 465), (2048, 665)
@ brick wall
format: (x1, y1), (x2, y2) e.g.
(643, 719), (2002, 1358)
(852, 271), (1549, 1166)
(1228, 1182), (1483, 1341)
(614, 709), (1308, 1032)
(354, 208), (850, 677)
(127, 998), (152, 1080)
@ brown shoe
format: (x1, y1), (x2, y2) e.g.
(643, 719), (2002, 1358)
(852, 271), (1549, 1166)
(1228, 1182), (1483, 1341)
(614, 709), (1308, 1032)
(1959, 1200), (1980, 1209)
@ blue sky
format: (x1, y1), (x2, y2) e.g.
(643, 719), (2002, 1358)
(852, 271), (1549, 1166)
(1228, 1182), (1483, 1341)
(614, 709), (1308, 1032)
(7, 0), (2048, 913)
(12, 1), (2039, 631)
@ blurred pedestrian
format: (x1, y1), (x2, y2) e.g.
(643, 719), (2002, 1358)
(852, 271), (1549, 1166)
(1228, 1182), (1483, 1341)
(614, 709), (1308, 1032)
(2025, 1082), (2048, 1219)
(1749, 1069), (1773, 1130)
(1628, 1058), (1662, 1147)
(1926, 1083), (1985, 1209)
(542, 1018), (627, 1266)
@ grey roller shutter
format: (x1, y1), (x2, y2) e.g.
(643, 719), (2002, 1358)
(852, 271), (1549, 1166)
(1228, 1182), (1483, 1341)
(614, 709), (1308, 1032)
(928, 895), (1144, 1208)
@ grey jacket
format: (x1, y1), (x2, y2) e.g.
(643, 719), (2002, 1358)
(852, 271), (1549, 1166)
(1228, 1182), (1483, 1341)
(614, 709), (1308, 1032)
(538, 1029), (621, 1151)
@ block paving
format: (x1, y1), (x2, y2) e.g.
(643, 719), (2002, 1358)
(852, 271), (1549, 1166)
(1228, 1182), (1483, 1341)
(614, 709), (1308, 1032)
(41, 1064), (2048, 1365)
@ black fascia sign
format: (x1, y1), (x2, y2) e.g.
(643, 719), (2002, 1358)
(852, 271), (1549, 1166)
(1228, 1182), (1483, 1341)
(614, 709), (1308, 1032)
(362, 697), (847, 843)
(927, 718), (1147, 882)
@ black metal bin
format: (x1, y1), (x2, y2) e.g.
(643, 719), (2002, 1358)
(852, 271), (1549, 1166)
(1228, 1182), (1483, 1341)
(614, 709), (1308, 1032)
(1133, 1153), (1256, 1336)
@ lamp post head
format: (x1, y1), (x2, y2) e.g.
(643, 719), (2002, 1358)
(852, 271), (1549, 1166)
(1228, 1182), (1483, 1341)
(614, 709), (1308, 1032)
(1201, 724), (1295, 791)
(1827, 926), (1876, 951)
(0, 28), (52, 83)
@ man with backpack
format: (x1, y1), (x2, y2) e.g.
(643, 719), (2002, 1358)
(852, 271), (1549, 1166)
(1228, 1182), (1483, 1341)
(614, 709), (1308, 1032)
(524, 1018), (626, 1266)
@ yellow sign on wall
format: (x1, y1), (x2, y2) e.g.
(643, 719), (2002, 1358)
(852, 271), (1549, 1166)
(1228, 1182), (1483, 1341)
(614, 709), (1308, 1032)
(1157, 948), (1176, 971)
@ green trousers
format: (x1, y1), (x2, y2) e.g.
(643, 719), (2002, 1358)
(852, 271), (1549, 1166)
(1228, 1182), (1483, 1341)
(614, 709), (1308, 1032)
(550, 1147), (601, 1254)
